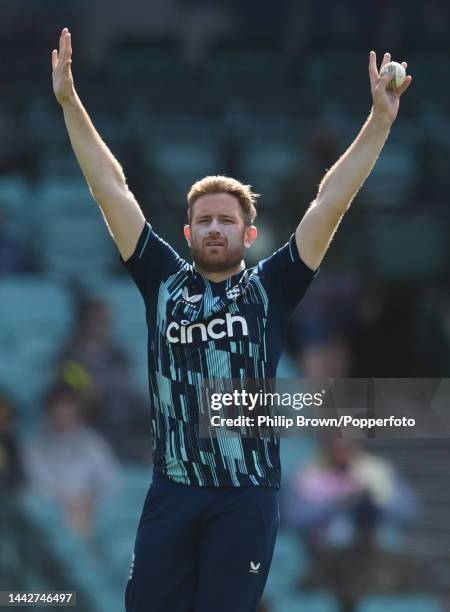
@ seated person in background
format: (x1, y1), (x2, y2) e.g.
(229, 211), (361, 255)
(284, 438), (418, 552)
(55, 297), (130, 392)
(22, 382), (120, 538)
(283, 438), (422, 611)
(54, 297), (151, 463)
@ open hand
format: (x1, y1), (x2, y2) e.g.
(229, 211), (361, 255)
(52, 27), (74, 105)
(369, 51), (412, 124)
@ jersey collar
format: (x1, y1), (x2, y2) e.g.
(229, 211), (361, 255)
(191, 264), (247, 292)
(189, 265), (249, 318)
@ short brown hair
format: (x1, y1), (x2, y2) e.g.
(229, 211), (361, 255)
(187, 175), (259, 226)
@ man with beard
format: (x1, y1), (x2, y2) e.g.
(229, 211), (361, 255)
(52, 26), (411, 612)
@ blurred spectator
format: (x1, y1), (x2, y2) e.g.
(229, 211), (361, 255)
(288, 282), (424, 609)
(350, 286), (419, 377)
(297, 332), (352, 378)
(54, 298), (152, 463)
(55, 297), (130, 392)
(291, 278), (355, 377)
(285, 439), (418, 551)
(0, 390), (24, 492)
(0, 211), (33, 275)
(283, 439), (420, 611)
(291, 279), (420, 378)
(22, 383), (120, 538)
(289, 274), (360, 362)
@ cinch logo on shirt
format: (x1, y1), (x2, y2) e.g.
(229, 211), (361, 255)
(166, 313), (248, 344)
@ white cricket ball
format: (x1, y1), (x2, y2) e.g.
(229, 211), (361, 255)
(379, 61), (406, 90)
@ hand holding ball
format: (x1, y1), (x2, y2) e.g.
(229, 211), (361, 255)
(379, 61), (406, 90)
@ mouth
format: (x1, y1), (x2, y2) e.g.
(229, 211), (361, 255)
(205, 241), (225, 247)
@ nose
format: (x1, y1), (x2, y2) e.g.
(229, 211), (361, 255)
(207, 218), (222, 234)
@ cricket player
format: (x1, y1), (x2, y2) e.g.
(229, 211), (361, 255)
(52, 26), (411, 612)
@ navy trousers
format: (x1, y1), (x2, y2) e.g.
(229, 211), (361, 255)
(125, 471), (279, 612)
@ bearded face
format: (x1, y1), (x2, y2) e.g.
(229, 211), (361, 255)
(185, 194), (256, 275)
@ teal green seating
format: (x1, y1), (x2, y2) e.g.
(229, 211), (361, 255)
(358, 594), (444, 612)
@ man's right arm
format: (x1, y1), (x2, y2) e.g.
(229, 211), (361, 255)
(52, 27), (145, 262)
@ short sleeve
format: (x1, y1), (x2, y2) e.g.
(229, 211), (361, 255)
(120, 221), (186, 299)
(257, 233), (319, 313)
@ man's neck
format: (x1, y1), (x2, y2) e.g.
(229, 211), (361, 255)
(194, 260), (245, 284)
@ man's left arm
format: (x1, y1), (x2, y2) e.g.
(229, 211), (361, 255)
(296, 51), (413, 271)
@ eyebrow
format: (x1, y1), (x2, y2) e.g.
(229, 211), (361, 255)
(195, 214), (237, 221)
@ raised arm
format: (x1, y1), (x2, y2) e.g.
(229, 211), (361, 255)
(295, 51), (412, 271)
(51, 27), (145, 261)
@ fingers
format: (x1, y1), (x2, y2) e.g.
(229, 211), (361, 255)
(53, 27), (72, 72)
(58, 27), (71, 60)
(58, 28), (67, 57)
(370, 51), (407, 72)
(368, 50), (378, 88)
(397, 75), (413, 96)
(369, 51), (412, 99)
(66, 31), (72, 57)
(380, 52), (391, 69)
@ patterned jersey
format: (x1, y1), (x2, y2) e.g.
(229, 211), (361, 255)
(120, 221), (317, 488)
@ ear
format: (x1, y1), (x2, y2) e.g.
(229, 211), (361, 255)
(244, 225), (257, 249)
(184, 224), (192, 247)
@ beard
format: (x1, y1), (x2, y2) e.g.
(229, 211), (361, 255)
(190, 239), (246, 273)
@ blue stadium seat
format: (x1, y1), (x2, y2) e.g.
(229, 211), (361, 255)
(0, 278), (73, 346)
(0, 175), (30, 228)
(95, 466), (149, 535)
(209, 42), (289, 82)
(273, 591), (339, 612)
(0, 278), (73, 409)
(22, 494), (118, 612)
(362, 141), (418, 208)
(121, 464), (152, 494)
(276, 352), (300, 378)
(4, 339), (61, 408)
(264, 528), (308, 597)
(94, 281), (147, 344)
(358, 594), (444, 612)
(152, 141), (221, 199)
(280, 438), (317, 479)
(32, 179), (117, 284)
(367, 213), (447, 279)
(37, 178), (94, 212)
(94, 281), (149, 390)
(110, 37), (186, 82)
(42, 212), (117, 285)
(303, 52), (363, 90)
(94, 466), (150, 585)
(241, 142), (300, 203)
